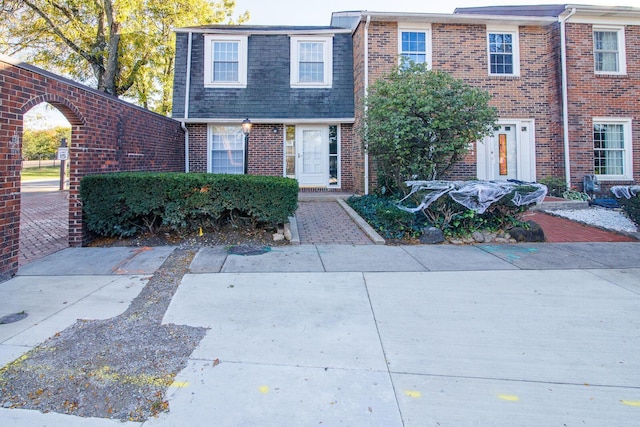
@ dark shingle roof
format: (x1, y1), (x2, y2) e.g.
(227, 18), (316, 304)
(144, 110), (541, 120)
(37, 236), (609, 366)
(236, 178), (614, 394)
(454, 4), (568, 17)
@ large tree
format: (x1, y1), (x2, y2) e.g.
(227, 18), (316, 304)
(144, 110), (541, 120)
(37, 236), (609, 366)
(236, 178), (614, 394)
(361, 61), (498, 195)
(0, 0), (248, 114)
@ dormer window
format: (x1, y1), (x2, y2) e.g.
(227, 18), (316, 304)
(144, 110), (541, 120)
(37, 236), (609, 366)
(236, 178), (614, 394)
(204, 35), (248, 88)
(290, 36), (333, 88)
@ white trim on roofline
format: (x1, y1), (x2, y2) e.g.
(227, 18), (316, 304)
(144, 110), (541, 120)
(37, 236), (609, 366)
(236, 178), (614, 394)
(333, 11), (557, 27)
(174, 28), (352, 35)
(178, 118), (356, 125)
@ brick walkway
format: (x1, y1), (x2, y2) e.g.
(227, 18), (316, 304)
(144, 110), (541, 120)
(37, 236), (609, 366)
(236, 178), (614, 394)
(523, 211), (637, 243)
(295, 201), (373, 244)
(19, 191), (69, 266)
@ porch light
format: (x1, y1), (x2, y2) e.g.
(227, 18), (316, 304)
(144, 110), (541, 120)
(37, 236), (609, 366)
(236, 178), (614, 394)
(241, 118), (252, 136)
(242, 118), (251, 174)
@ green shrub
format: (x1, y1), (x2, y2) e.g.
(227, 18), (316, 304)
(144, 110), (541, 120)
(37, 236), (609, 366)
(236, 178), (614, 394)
(347, 195), (426, 239)
(538, 176), (566, 197)
(615, 192), (640, 227)
(416, 192), (527, 237)
(348, 184), (534, 240)
(80, 172), (298, 237)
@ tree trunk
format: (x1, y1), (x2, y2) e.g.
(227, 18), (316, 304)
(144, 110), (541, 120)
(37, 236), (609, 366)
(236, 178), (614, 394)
(102, 0), (120, 96)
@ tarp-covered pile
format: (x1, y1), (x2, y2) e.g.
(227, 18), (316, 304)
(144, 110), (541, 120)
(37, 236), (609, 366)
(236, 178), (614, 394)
(611, 185), (640, 200)
(397, 180), (548, 214)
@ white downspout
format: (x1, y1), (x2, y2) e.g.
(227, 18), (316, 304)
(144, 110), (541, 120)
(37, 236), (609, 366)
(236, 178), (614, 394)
(559, 8), (576, 189)
(183, 32), (193, 172)
(364, 15), (371, 195)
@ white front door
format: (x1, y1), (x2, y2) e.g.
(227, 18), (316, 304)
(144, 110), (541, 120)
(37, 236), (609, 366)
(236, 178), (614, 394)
(477, 121), (535, 182)
(493, 124), (518, 180)
(296, 126), (327, 187)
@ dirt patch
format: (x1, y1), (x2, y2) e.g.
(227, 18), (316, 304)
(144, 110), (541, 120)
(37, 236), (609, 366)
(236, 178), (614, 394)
(88, 223), (289, 248)
(0, 249), (207, 421)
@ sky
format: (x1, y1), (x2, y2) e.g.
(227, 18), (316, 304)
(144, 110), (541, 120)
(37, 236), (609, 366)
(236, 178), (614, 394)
(233, 0), (639, 25)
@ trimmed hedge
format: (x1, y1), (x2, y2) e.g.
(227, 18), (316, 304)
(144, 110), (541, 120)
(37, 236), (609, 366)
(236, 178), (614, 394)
(80, 172), (299, 237)
(616, 193), (640, 227)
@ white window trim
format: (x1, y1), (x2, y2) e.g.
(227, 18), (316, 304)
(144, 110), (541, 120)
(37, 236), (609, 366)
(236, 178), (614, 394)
(207, 124), (245, 174)
(397, 24), (432, 69)
(593, 117), (633, 181)
(290, 36), (333, 88)
(593, 25), (627, 76)
(329, 124), (341, 188)
(203, 35), (248, 88)
(486, 25), (520, 77)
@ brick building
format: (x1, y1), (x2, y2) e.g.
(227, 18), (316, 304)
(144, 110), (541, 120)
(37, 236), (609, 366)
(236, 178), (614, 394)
(172, 4), (640, 193)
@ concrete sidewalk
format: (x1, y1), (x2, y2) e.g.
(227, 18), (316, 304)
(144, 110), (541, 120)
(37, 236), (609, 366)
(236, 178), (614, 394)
(1, 243), (640, 426)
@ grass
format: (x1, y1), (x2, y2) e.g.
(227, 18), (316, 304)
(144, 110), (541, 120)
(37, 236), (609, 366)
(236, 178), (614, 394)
(21, 166), (68, 181)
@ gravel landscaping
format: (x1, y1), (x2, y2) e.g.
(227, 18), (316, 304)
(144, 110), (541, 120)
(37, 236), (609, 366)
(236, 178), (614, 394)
(546, 206), (638, 234)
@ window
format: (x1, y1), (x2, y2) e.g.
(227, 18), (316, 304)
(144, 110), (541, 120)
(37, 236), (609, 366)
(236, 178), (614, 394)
(593, 118), (633, 180)
(204, 35), (248, 88)
(290, 36), (333, 87)
(209, 125), (245, 174)
(487, 26), (520, 76)
(398, 25), (431, 66)
(593, 26), (626, 74)
(285, 125), (296, 179)
(329, 125), (339, 186)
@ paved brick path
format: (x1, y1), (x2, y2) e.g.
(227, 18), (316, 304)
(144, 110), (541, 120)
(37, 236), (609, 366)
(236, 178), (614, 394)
(295, 201), (373, 245)
(19, 191), (69, 266)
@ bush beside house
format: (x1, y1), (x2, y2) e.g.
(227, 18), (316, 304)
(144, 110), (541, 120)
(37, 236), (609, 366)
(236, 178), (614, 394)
(80, 172), (298, 238)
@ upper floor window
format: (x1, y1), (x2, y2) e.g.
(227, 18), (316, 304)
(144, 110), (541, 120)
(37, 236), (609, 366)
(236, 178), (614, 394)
(204, 35), (248, 88)
(398, 25), (432, 67)
(290, 36), (333, 88)
(593, 26), (626, 75)
(487, 26), (520, 76)
(593, 118), (633, 181)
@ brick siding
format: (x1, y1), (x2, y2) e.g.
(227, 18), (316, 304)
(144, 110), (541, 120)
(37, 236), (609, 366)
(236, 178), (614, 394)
(0, 57), (185, 277)
(352, 18), (639, 192)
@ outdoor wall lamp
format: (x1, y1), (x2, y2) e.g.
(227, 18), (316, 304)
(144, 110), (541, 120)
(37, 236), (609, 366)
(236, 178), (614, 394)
(241, 118), (252, 174)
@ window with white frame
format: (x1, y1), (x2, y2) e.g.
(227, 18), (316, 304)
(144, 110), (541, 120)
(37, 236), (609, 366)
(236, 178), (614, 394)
(398, 25), (432, 66)
(209, 125), (245, 174)
(329, 125), (339, 186)
(593, 26), (626, 74)
(290, 36), (333, 88)
(204, 35), (248, 88)
(487, 26), (520, 76)
(593, 118), (633, 180)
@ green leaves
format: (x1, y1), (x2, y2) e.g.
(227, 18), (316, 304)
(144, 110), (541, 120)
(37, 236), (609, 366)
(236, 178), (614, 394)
(1, 0), (249, 113)
(80, 173), (298, 237)
(361, 60), (498, 194)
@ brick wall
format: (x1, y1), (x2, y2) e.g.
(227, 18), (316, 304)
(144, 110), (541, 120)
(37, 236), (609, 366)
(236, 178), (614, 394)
(565, 23), (640, 190)
(187, 122), (357, 191)
(353, 20), (567, 189)
(0, 56), (185, 278)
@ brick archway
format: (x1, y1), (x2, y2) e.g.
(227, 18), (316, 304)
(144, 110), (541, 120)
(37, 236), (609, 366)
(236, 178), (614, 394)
(0, 54), (186, 278)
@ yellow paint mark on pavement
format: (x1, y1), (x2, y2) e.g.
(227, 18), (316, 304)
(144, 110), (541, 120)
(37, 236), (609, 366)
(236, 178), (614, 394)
(170, 381), (190, 388)
(92, 365), (173, 387)
(259, 385), (270, 394)
(621, 400), (640, 407)
(404, 390), (422, 398)
(498, 394), (520, 402)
